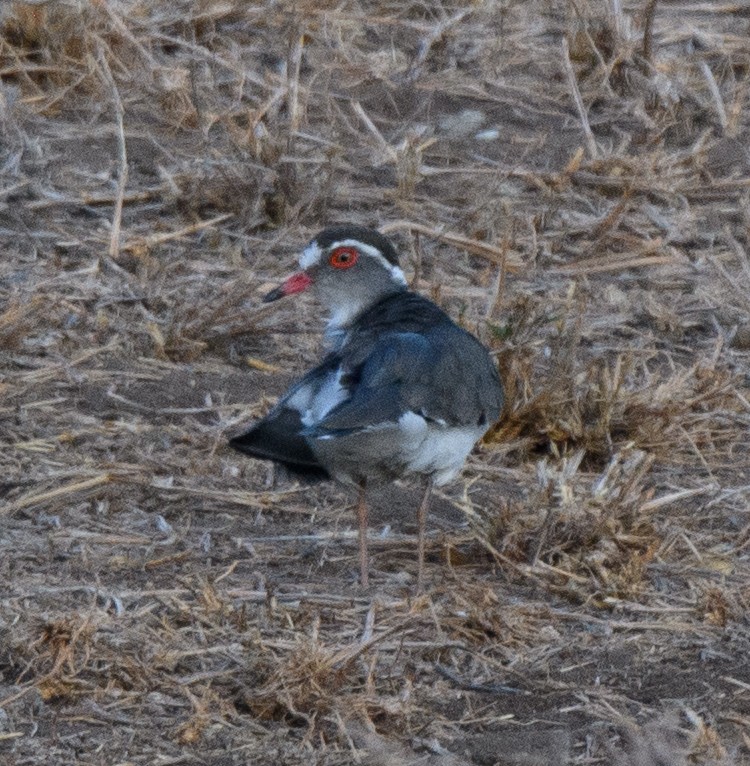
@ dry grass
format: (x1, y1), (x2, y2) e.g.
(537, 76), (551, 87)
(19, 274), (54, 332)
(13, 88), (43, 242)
(1, 0), (750, 763)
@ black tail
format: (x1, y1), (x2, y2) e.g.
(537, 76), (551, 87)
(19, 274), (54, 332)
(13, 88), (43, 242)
(229, 409), (330, 481)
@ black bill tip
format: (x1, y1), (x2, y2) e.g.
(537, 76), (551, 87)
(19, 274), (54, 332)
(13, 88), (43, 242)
(263, 286), (285, 303)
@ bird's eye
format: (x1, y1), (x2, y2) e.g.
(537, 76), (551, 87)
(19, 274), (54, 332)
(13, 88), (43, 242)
(329, 246), (359, 269)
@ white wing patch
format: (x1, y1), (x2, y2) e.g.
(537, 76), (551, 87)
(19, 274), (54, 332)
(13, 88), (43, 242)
(301, 367), (348, 427)
(286, 382), (314, 415)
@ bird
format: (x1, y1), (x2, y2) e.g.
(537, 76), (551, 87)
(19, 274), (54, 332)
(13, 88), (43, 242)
(230, 225), (503, 589)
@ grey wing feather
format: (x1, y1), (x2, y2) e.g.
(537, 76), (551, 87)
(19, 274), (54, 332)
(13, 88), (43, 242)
(306, 331), (502, 436)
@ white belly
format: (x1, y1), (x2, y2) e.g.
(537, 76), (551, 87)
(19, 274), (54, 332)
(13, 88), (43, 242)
(397, 411), (486, 485)
(307, 409), (486, 486)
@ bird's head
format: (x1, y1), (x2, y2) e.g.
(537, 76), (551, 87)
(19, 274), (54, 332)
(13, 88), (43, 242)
(264, 225), (407, 330)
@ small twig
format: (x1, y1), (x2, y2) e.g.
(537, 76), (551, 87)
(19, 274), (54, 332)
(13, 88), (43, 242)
(641, 0), (659, 67)
(95, 47), (128, 262)
(121, 213), (232, 252)
(722, 676), (750, 693)
(80, 190), (159, 206)
(410, 231), (422, 289)
(552, 252), (677, 275)
(381, 220), (522, 271)
(590, 193), (631, 241)
(725, 231), (750, 284)
(530, 508), (555, 566)
(680, 531), (704, 564)
(568, 0), (608, 73)
(528, 559), (590, 584)
(638, 487), (714, 516)
(351, 101), (398, 162)
(484, 235), (510, 319)
(709, 250), (750, 310)
(0, 181), (30, 199)
(2, 474), (113, 517)
(561, 37), (598, 160)
(287, 32), (304, 143)
(149, 484), (314, 512)
(97, 3), (159, 67)
(405, 8), (474, 81)
(699, 59), (728, 134)
(434, 664), (524, 695)
(105, 389), (224, 415)
(610, 0), (627, 40)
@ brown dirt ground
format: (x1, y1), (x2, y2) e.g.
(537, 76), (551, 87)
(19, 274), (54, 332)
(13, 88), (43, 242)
(1, 1), (750, 764)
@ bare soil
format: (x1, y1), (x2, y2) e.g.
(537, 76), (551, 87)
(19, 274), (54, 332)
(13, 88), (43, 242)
(1, 2), (750, 764)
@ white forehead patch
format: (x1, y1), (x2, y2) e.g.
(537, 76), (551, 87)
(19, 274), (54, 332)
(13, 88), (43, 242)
(299, 242), (322, 269)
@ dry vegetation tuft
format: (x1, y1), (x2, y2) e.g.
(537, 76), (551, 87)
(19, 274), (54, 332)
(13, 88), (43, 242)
(1, 1), (750, 763)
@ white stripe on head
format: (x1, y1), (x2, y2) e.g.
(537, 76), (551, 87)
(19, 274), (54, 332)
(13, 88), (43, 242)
(299, 236), (406, 284)
(327, 238), (407, 285)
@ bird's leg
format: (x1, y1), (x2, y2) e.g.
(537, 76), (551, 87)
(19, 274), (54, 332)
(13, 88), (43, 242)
(416, 477), (432, 591)
(357, 480), (369, 588)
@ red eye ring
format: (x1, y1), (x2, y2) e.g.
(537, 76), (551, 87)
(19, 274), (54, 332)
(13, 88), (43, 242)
(329, 246), (359, 269)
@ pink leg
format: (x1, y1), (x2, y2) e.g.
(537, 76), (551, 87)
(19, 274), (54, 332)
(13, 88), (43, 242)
(416, 479), (432, 591)
(357, 481), (369, 587)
